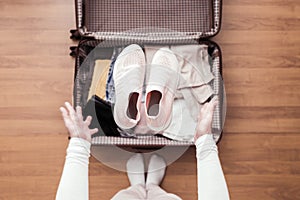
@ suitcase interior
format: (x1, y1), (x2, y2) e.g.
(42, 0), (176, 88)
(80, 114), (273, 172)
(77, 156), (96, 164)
(71, 0), (224, 147)
(74, 0), (221, 40)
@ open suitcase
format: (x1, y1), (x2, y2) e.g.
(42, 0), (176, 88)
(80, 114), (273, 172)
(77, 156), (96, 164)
(69, 0), (225, 147)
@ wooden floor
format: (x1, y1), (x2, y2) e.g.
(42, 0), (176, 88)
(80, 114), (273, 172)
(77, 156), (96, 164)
(0, 0), (299, 199)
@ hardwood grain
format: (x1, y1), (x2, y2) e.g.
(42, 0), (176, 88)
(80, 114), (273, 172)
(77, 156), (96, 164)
(0, 0), (299, 199)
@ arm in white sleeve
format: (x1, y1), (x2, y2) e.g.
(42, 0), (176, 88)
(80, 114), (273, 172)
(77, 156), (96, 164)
(56, 138), (91, 200)
(195, 134), (230, 200)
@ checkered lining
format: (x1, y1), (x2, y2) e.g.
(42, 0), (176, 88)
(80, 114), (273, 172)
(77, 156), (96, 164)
(75, 0), (221, 40)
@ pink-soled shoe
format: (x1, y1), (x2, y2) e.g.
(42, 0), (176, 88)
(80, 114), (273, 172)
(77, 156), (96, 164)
(113, 44), (146, 129)
(145, 48), (180, 132)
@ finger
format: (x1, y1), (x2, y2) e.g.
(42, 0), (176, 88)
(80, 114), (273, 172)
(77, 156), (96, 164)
(65, 102), (76, 120)
(59, 107), (73, 128)
(90, 128), (98, 135)
(76, 106), (83, 120)
(210, 96), (219, 106)
(59, 106), (68, 116)
(201, 97), (218, 114)
(211, 95), (218, 102)
(75, 106), (83, 125)
(208, 97), (219, 113)
(198, 102), (209, 119)
(202, 102), (209, 112)
(84, 116), (93, 126)
(65, 102), (75, 113)
(60, 107), (71, 122)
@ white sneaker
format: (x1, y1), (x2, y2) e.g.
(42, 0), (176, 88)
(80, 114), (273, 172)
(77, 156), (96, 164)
(113, 44), (146, 130)
(145, 48), (180, 132)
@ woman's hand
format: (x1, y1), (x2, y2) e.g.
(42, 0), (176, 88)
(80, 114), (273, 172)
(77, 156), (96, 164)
(194, 96), (219, 141)
(60, 102), (98, 143)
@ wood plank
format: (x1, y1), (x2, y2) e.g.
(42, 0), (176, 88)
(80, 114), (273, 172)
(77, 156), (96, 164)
(224, 68), (300, 85)
(223, 68), (300, 107)
(222, 14), (300, 31)
(223, 5), (299, 19)
(0, 2), (74, 31)
(0, 31), (75, 56)
(0, 177), (59, 200)
(216, 31), (300, 45)
(224, 118), (300, 133)
(0, 107), (65, 120)
(215, 30), (300, 56)
(225, 93), (300, 107)
(218, 43), (299, 56)
(222, 161), (300, 175)
(0, 0), (71, 5)
(226, 107), (300, 119)
(0, 4), (74, 18)
(224, 0), (300, 6)
(0, 119), (67, 135)
(0, 94), (72, 107)
(0, 55), (73, 69)
(222, 18), (300, 32)
(0, 67), (73, 81)
(224, 106), (300, 133)
(0, 31), (72, 43)
(218, 133), (300, 161)
(222, 55), (300, 69)
(226, 175), (300, 200)
(0, 17), (74, 31)
(0, 79), (72, 95)
(0, 67), (73, 107)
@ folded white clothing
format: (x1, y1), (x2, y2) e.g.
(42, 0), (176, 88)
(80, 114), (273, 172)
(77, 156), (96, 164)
(162, 98), (198, 141)
(170, 44), (214, 88)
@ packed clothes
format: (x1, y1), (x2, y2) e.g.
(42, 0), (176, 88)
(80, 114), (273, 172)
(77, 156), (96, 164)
(84, 44), (215, 141)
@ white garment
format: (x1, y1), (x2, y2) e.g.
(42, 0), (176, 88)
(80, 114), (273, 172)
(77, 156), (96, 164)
(112, 184), (181, 200)
(195, 134), (230, 200)
(133, 99), (197, 142)
(56, 138), (91, 200)
(162, 98), (197, 141)
(56, 135), (230, 200)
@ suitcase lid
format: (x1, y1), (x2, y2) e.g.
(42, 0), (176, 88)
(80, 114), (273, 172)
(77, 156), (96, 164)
(75, 0), (222, 42)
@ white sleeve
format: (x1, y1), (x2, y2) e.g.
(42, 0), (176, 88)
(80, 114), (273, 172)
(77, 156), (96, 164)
(56, 138), (91, 200)
(195, 134), (230, 200)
